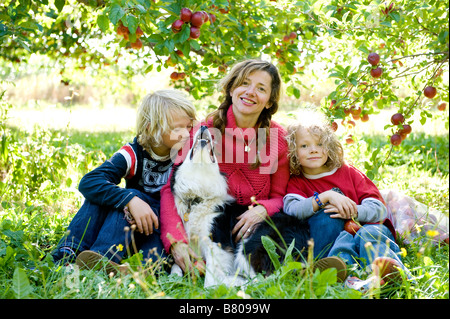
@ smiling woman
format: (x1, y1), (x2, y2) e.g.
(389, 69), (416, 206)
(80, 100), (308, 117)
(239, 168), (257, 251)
(230, 70), (273, 128)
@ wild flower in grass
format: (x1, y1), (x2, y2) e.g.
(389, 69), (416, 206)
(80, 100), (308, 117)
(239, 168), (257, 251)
(426, 230), (439, 238)
(400, 247), (407, 258)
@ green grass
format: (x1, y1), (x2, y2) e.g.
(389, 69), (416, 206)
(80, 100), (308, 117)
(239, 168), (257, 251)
(0, 105), (448, 300)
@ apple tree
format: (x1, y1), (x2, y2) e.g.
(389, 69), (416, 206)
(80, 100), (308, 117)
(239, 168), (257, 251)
(1, 0), (448, 173)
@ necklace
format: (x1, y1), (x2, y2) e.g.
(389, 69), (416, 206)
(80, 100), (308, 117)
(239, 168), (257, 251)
(238, 128), (256, 152)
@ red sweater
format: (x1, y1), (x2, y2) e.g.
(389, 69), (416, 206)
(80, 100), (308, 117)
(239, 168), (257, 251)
(160, 107), (290, 252)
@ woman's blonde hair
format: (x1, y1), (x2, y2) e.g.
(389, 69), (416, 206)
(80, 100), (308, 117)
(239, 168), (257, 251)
(286, 110), (344, 175)
(136, 89), (196, 150)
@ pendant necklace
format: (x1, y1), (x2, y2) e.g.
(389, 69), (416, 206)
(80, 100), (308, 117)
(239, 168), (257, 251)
(238, 128), (256, 152)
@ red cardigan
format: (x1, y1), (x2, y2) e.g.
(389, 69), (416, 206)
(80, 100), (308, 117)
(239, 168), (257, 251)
(159, 107), (290, 252)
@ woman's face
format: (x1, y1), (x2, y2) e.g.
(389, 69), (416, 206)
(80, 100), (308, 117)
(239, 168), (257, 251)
(230, 70), (272, 127)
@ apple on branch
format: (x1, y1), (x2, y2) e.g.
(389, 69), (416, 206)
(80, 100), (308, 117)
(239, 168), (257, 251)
(424, 86), (437, 99)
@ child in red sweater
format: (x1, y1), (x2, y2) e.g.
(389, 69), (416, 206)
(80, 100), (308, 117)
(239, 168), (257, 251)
(283, 111), (408, 291)
(160, 59), (290, 273)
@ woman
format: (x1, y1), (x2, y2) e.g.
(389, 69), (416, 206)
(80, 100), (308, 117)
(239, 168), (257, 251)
(160, 59), (290, 273)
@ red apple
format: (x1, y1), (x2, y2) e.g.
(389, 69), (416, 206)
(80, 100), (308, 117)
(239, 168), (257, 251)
(117, 23), (129, 36)
(350, 105), (362, 116)
(170, 72), (179, 80)
(201, 11), (209, 23)
(370, 67), (383, 78)
(172, 19), (184, 33)
(331, 121), (338, 132)
(130, 38), (142, 50)
(399, 124), (412, 134)
(391, 113), (405, 125)
(190, 11), (204, 27)
(289, 31), (297, 39)
(361, 113), (369, 122)
(437, 102), (446, 111)
(344, 220), (361, 235)
(180, 8), (193, 23)
(330, 99), (336, 109)
(208, 13), (216, 24)
(135, 26), (144, 38)
(424, 86), (437, 99)
(189, 26), (200, 39)
(390, 133), (402, 146)
(345, 135), (354, 144)
(368, 52), (380, 66)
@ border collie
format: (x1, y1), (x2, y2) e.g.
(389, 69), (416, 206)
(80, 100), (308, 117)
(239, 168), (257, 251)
(170, 125), (310, 287)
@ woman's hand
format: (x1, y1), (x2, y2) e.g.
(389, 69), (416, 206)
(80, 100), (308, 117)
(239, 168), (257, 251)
(126, 196), (159, 236)
(232, 204), (268, 242)
(171, 242), (204, 274)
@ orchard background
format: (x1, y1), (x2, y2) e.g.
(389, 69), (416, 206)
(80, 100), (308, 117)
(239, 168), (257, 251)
(0, 0), (448, 299)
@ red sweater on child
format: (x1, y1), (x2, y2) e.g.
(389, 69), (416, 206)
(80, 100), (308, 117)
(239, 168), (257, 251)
(159, 107), (290, 252)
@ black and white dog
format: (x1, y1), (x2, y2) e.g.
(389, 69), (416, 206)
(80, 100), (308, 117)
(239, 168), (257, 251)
(170, 126), (310, 287)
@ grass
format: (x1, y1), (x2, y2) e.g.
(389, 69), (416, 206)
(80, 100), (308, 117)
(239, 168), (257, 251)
(0, 103), (448, 301)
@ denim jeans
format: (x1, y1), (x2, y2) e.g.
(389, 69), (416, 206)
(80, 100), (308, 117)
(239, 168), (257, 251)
(308, 209), (345, 259)
(52, 189), (166, 264)
(328, 224), (405, 271)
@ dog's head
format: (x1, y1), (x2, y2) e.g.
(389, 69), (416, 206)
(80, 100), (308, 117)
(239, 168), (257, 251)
(172, 125), (232, 204)
(187, 125), (217, 164)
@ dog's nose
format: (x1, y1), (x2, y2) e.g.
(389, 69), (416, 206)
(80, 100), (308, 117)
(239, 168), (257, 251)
(200, 139), (207, 148)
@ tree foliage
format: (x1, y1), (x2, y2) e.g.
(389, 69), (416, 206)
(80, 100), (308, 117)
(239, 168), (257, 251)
(1, 0), (449, 133)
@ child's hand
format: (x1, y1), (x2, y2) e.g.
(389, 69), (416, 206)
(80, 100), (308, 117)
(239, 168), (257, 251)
(321, 190), (358, 219)
(126, 196), (159, 236)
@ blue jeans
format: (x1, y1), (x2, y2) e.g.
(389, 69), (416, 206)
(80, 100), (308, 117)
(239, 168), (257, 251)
(328, 224), (405, 271)
(308, 209), (345, 259)
(53, 189), (166, 264)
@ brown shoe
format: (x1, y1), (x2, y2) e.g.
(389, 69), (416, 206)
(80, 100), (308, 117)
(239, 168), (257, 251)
(76, 250), (129, 276)
(313, 256), (348, 282)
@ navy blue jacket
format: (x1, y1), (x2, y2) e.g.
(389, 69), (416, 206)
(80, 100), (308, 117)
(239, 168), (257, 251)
(78, 137), (173, 210)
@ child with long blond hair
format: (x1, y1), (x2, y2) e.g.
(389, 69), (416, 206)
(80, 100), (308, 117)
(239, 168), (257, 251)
(283, 110), (408, 291)
(52, 90), (196, 274)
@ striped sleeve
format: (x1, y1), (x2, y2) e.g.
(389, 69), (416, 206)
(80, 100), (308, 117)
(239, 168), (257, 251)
(118, 144), (137, 179)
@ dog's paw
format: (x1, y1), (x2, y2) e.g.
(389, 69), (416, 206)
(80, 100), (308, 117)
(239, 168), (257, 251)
(170, 264), (183, 277)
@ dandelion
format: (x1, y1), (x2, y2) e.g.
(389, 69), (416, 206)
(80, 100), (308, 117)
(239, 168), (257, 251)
(400, 247), (407, 258)
(426, 230), (439, 238)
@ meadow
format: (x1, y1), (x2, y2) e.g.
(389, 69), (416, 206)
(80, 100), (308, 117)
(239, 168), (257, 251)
(0, 71), (448, 301)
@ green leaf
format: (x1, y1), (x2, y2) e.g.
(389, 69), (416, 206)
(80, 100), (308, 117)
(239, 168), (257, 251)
(109, 4), (125, 25)
(126, 15), (138, 34)
(261, 236), (281, 270)
(55, 0), (65, 12)
(97, 14), (109, 33)
(13, 268), (33, 299)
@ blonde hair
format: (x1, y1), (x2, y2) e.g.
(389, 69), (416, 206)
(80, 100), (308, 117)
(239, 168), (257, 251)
(136, 90), (196, 150)
(286, 110), (344, 175)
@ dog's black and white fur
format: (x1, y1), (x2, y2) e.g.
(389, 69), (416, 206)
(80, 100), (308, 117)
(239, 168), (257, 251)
(170, 126), (310, 287)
